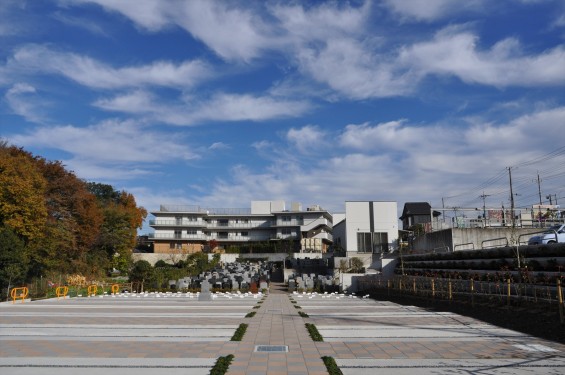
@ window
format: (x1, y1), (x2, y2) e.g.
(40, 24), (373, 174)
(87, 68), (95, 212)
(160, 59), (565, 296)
(241, 231), (248, 236)
(356, 232), (372, 253)
(218, 219), (228, 227)
(357, 232), (389, 252)
(218, 232), (228, 239)
(174, 230), (182, 239)
(170, 242), (182, 249)
(187, 230), (197, 235)
(282, 228), (292, 235)
(282, 216), (291, 222)
(175, 216), (182, 225)
(373, 232), (389, 253)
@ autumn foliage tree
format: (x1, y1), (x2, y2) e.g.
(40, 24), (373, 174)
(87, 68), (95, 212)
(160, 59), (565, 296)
(0, 141), (146, 292)
(88, 183), (147, 273)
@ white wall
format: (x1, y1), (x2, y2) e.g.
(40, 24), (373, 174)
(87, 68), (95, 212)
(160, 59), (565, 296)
(345, 201), (398, 253)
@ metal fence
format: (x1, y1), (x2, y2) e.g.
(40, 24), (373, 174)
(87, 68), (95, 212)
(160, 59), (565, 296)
(358, 275), (565, 323)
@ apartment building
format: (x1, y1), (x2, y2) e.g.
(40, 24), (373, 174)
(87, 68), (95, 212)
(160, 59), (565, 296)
(149, 200), (333, 254)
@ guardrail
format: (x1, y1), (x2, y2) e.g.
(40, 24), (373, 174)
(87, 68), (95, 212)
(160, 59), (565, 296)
(481, 237), (509, 249)
(454, 242), (474, 251)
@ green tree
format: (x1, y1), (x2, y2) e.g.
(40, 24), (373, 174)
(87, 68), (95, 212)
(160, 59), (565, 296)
(0, 225), (28, 299)
(129, 260), (153, 292)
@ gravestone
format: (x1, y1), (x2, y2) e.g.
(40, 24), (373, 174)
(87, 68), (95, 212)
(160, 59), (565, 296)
(198, 279), (213, 301)
(250, 281), (258, 294)
(288, 279), (296, 292)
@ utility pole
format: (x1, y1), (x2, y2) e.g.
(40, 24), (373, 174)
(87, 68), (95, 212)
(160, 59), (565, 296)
(479, 191), (490, 221)
(546, 195), (554, 205)
(536, 172), (542, 206)
(508, 167), (515, 229)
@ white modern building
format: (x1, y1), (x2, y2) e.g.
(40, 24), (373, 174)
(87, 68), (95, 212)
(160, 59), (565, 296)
(149, 200), (333, 254)
(333, 201), (399, 255)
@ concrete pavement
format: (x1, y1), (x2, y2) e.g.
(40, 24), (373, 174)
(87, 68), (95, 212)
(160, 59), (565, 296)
(1, 289), (564, 374)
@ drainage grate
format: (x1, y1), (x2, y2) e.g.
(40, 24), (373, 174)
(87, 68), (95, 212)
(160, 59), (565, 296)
(254, 345), (288, 353)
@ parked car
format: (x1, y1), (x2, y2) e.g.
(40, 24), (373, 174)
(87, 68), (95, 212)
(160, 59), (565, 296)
(528, 224), (565, 245)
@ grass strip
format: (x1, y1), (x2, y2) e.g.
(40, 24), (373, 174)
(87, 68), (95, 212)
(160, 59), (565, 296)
(305, 323), (323, 341)
(298, 311), (309, 318)
(231, 323), (248, 341)
(245, 311), (256, 318)
(321, 356), (343, 375)
(210, 354), (234, 375)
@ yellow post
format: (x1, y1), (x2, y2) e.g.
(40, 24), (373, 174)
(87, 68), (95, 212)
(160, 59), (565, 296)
(557, 280), (564, 324)
(111, 284), (119, 295)
(56, 286), (69, 300)
(10, 287), (29, 304)
(413, 278), (416, 294)
(431, 279), (435, 298)
(448, 279), (452, 302)
(87, 285), (98, 297)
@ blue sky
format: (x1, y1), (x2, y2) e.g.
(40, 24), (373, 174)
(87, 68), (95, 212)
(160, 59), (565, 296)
(1, 0), (564, 233)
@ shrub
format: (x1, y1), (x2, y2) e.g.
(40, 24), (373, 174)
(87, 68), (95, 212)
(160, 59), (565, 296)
(245, 311), (256, 318)
(210, 354), (234, 375)
(322, 356), (344, 375)
(305, 323), (323, 341)
(298, 311), (309, 318)
(231, 324), (248, 341)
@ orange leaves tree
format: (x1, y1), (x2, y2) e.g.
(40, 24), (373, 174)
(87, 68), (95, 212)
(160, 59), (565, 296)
(87, 183), (147, 274)
(0, 140), (146, 285)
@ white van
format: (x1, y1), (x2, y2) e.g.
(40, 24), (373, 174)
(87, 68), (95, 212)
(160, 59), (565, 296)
(528, 224), (565, 245)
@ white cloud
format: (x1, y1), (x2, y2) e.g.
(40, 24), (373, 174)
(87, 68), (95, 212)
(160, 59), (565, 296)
(209, 142), (229, 150)
(271, 1), (369, 43)
(11, 44), (212, 89)
(297, 38), (415, 99)
(286, 125), (327, 154)
(95, 91), (313, 125)
(4, 83), (49, 123)
(51, 11), (110, 36)
(382, 0), (486, 22)
(60, 0), (171, 31)
(189, 105), (565, 212)
(65, 0), (276, 62)
(13, 119), (197, 162)
(399, 28), (565, 87)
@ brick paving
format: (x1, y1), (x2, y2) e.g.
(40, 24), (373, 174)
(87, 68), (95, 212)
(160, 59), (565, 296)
(2, 289), (565, 374)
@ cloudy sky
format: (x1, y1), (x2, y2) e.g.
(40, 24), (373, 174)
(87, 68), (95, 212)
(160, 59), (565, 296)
(1, 0), (564, 232)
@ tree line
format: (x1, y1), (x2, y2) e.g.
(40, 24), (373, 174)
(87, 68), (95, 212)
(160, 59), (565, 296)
(0, 141), (147, 294)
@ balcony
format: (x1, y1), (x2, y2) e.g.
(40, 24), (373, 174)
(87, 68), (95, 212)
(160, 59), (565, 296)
(149, 219), (205, 227)
(147, 233), (207, 240)
(273, 220), (303, 227)
(301, 218), (330, 232)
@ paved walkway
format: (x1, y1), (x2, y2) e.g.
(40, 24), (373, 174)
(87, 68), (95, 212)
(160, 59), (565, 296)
(228, 293), (327, 375)
(2, 289), (565, 374)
